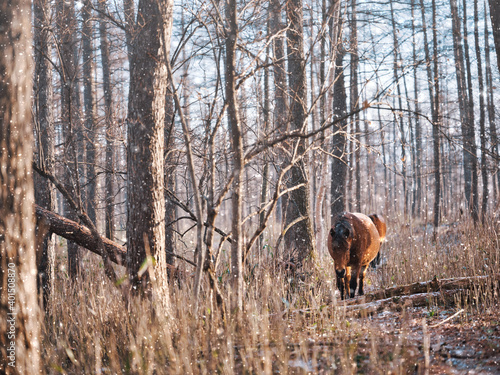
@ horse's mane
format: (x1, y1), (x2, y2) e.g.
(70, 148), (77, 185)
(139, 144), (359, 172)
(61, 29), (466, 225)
(332, 214), (354, 241)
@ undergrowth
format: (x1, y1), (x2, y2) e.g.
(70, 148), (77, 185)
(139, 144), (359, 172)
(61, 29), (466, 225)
(41, 217), (499, 374)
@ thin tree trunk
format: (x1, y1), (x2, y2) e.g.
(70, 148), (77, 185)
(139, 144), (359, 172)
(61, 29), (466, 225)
(462, 0), (480, 222)
(225, 0), (244, 311)
(56, 0), (83, 278)
(270, 0), (287, 227)
(82, 0), (97, 224)
(488, 0), (500, 75)
(260, 41), (270, 252)
(285, 0), (316, 265)
(411, 0), (422, 217)
(350, 0), (361, 212)
(431, 0), (441, 230)
(485, 6), (500, 205)
(98, 0), (115, 241)
(389, 0), (408, 218)
(474, 0), (488, 221)
(330, 0), (346, 217)
(0, 0), (41, 370)
(450, 0), (479, 223)
(33, 0), (55, 308)
(331, 48), (348, 216)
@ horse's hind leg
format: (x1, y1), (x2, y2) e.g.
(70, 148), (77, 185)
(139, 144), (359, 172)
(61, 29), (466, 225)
(370, 251), (381, 269)
(349, 266), (359, 298)
(358, 264), (369, 296)
(345, 267), (351, 299)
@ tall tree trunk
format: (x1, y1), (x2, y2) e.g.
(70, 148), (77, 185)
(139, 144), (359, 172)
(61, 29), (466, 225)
(411, 0), (422, 217)
(164, 84), (176, 270)
(450, 0), (479, 223)
(285, 0), (316, 265)
(350, 0), (361, 212)
(488, 0), (500, 75)
(330, 4), (347, 217)
(331, 52), (348, 217)
(98, 0), (115, 241)
(225, 0), (244, 311)
(0, 0), (41, 371)
(33, 0), (55, 307)
(431, 0), (441, 230)
(389, 0), (408, 218)
(260, 40), (271, 252)
(270, 0), (287, 226)
(419, 0), (443, 228)
(56, 0), (83, 278)
(462, 0), (480, 222)
(126, 0), (174, 290)
(485, 5), (499, 205)
(82, 0), (97, 224)
(474, 0), (488, 221)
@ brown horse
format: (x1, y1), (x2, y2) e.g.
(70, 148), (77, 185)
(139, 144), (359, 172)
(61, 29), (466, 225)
(368, 214), (387, 268)
(328, 212), (380, 299)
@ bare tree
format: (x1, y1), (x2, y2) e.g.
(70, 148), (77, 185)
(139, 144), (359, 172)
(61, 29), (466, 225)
(488, 0), (500, 75)
(331, 3), (348, 217)
(0, 0), (41, 371)
(97, 0), (115, 241)
(33, 0), (55, 307)
(225, 0), (244, 311)
(450, 0), (479, 223)
(55, 0), (84, 277)
(284, 0), (316, 265)
(82, 0), (97, 224)
(485, 5), (500, 202)
(126, 0), (175, 289)
(350, 0), (361, 212)
(474, 0), (488, 221)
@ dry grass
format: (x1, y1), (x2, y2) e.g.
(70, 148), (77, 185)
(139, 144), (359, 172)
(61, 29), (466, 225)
(41, 217), (500, 374)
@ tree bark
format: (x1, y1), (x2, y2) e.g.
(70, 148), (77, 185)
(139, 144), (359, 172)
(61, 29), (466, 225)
(450, 0), (479, 223)
(284, 0), (316, 265)
(474, 0), (488, 221)
(225, 0), (244, 311)
(126, 0), (174, 289)
(35, 205), (126, 264)
(0, 0), (41, 370)
(350, 0), (361, 212)
(462, 0), (480, 223)
(485, 7), (500, 204)
(488, 0), (500, 76)
(82, 0), (97, 224)
(431, 0), (441, 230)
(390, 0), (408, 217)
(33, 0), (55, 307)
(56, 0), (83, 278)
(331, 9), (347, 217)
(411, 0), (422, 217)
(98, 0), (115, 241)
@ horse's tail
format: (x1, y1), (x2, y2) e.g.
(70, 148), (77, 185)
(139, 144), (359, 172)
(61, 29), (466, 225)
(368, 214), (386, 243)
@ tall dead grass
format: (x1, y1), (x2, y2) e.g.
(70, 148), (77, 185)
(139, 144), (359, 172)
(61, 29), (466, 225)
(41, 217), (499, 374)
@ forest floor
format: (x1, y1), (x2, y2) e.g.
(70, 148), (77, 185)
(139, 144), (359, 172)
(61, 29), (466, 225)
(362, 305), (500, 374)
(42, 218), (499, 374)
(284, 291), (500, 374)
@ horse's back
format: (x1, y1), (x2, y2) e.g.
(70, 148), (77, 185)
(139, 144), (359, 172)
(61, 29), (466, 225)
(368, 214), (387, 242)
(348, 212), (381, 266)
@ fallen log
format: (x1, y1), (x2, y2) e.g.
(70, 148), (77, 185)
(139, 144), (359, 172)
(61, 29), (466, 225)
(345, 274), (500, 306)
(35, 204), (126, 265)
(35, 205), (197, 268)
(344, 290), (462, 317)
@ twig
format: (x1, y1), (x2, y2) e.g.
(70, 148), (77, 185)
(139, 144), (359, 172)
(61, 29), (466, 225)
(429, 309), (464, 328)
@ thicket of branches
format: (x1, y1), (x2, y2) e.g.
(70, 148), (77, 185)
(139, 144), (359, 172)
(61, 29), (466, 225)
(29, 0), (500, 310)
